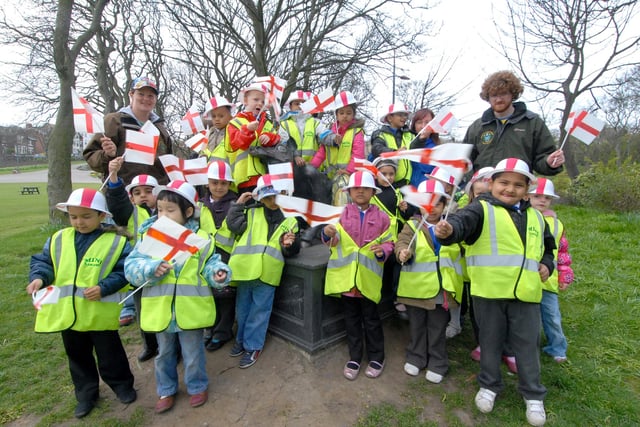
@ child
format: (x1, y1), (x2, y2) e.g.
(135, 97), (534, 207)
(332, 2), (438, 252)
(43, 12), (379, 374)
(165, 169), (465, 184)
(435, 158), (555, 426)
(226, 175), (300, 368)
(409, 108), (440, 187)
(310, 90), (365, 181)
(27, 188), (136, 419)
(125, 180), (231, 414)
(528, 178), (574, 363)
(322, 171), (394, 380)
(199, 160), (239, 351)
(227, 83), (281, 193)
(396, 179), (463, 383)
(371, 103), (413, 186)
(105, 158), (161, 362)
(457, 166), (494, 209)
(280, 90), (338, 166)
(201, 95), (234, 162)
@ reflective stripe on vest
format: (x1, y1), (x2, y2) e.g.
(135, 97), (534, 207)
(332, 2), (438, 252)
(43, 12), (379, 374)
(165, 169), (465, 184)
(35, 228), (127, 333)
(127, 204), (150, 242)
(465, 201), (545, 302)
(323, 128), (360, 179)
(227, 117), (272, 184)
(542, 215), (562, 293)
(228, 208), (299, 286)
(281, 118), (318, 161)
(379, 132), (413, 183)
(371, 188), (406, 239)
(324, 223), (392, 303)
(140, 230), (216, 332)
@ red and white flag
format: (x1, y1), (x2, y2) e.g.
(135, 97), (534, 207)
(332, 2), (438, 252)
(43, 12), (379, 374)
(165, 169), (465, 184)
(276, 195), (343, 227)
(125, 130), (158, 165)
(140, 120), (160, 138)
(301, 88), (335, 114)
(564, 110), (605, 145)
(268, 162), (295, 195)
(71, 88), (104, 134)
(353, 158), (392, 187)
(380, 143), (472, 185)
(137, 216), (210, 265)
(184, 131), (208, 153)
(159, 154), (209, 186)
(181, 105), (205, 136)
(255, 75), (286, 101)
(426, 109), (457, 134)
(400, 185), (440, 214)
(32, 285), (61, 310)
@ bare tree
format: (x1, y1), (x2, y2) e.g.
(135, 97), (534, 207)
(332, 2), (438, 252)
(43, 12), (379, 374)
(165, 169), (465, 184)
(497, 0), (640, 178)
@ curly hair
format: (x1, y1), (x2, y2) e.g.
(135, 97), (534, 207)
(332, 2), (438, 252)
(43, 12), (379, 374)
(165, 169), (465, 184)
(479, 71), (524, 101)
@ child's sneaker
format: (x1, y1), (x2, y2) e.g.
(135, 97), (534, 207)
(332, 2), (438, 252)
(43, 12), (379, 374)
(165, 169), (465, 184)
(553, 356), (567, 363)
(470, 346), (481, 362)
(475, 388), (497, 413)
(239, 350), (261, 368)
(524, 399), (546, 426)
(403, 363), (419, 376)
(229, 342), (244, 357)
(425, 370), (443, 384)
(502, 355), (518, 374)
(445, 323), (461, 338)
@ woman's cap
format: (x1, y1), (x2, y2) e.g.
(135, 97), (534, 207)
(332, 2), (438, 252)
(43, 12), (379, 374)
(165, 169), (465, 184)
(491, 158), (536, 182)
(332, 91), (359, 110)
(427, 166), (458, 188)
(342, 171), (382, 194)
(528, 177), (559, 198)
(380, 103), (411, 123)
(252, 174), (280, 201)
(207, 160), (234, 182)
(285, 90), (311, 106)
(417, 179), (450, 199)
(56, 188), (112, 217)
(130, 76), (158, 95)
(153, 180), (198, 208)
(205, 95), (234, 115)
(464, 166), (494, 193)
(125, 174), (159, 194)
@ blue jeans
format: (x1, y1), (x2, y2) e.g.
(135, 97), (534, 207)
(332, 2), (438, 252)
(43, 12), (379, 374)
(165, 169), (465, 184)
(540, 290), (567, 358)
(155, 329), (208, 396)
(235, 280), (276, 351)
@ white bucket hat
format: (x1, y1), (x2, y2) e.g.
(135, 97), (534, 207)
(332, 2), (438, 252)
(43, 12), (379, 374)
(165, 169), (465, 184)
(491, 158), (536, 182)
(204, 95), (234, 115)
(342, 171), (382, 194)
(417, 179), (450, 199)
(207, 160), (234, 182)
(125, 174), (159, 194)
(56, 188), (112, 217)
(332, 91), (359, 110)
(528, 177), (559, 198)
(153, 180), (198, 208)
(252, 174), (280, 201)
(380, 102), (411, 123)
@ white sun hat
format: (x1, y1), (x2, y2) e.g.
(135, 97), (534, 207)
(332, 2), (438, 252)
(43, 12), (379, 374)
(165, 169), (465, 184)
(380, 102), (411, 123)
(491, 158), (536, 182)
(56, 188), (112, 217)
(125, 174), (159, 194)
(153, 180), (198, 208)
(252, 174), (280, 201)
(417, 179), (450, 199)
(332, 91), (359, 110)
(204, 95), (234, 115)
(528, 177), (559, 198)
(207, 160), (234, 182)
(342, 170), (382, 194)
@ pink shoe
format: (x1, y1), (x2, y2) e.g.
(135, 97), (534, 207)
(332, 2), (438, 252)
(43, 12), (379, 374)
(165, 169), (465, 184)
(470, 346), (481, 362)
(502, 355), (518, 374)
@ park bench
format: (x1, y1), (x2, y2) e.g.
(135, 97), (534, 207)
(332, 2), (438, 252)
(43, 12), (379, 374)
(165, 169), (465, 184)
(20, 186), (40, 195)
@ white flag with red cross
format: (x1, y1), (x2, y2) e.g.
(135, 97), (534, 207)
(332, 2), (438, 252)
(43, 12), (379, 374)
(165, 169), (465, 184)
(564, 110), (605, 145)
(181, 105), (205, 136)
(353, 158), (392, 187)
(137, 216), (210, 265)
(276, 195), (343, 227)
(400, 185), (441, 214)
(184, 131), (208, 153)
(268, 162), (295, 195)
(426, 109), (457, 134)
(159, 154), (209, 185)
(255, 75), (286, 101)
(301, 88), (335, 114)
(71, 88), (104, 134)
(125, 130), (158, 165)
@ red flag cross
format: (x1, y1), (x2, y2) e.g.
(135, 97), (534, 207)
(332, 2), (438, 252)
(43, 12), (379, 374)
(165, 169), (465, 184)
(568, 110), (599, 138)
(126, 138), (157, 155)
(163, 158), (207, 178)
(419, 150), (469, 171)
(182, 109), (202, 135)
(437, 111), (454, 128)
(309, 94), (334, 112)
(257, 75), (284, 97)
(279, 199), (342, 225)
(146, 227), (200, 262)
(354, 159), (379, 176)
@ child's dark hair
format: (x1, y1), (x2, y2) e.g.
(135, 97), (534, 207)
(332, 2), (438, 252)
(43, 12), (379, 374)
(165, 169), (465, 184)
(157, 190), (195, 219)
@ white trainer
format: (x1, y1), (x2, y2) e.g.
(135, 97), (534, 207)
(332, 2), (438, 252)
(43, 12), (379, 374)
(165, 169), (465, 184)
(403, 362), (419, 376)
(425, 370), (443, 384)
(475, 388), (497, 413)
(524, 399), (546, 426)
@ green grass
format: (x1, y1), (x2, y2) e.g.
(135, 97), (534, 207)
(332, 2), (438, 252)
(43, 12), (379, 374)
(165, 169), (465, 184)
(1, 185), (639, 425)
(356, 204), (640, 426)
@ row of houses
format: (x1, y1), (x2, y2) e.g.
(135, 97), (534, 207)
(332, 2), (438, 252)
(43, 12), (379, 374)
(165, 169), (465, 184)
(0, 124), (89, 166)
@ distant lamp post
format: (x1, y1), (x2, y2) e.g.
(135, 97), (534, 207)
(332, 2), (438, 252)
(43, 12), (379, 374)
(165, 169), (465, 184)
(392, 50), (410, 104)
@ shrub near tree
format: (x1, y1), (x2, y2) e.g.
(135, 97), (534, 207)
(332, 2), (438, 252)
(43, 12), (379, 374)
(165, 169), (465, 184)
(569, 158), (640, 212)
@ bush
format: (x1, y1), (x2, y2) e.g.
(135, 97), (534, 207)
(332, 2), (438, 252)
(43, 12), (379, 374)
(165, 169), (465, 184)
(569, 158), (640, 212)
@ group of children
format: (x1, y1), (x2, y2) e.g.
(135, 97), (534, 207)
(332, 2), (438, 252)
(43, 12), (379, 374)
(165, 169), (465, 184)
(26, 79), (574, 426)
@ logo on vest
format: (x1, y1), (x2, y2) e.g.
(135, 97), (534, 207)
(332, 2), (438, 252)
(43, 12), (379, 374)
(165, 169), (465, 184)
(480, 131), (494, 145)
(527, 226), (539, 238)
(83, 257), (103, 267)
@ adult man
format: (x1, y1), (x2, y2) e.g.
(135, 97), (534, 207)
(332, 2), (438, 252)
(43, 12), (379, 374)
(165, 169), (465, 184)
(463, 71), (565, 174)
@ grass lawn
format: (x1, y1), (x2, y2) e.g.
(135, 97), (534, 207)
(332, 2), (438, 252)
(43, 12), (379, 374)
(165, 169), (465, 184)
(0, 186), (638, 426)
